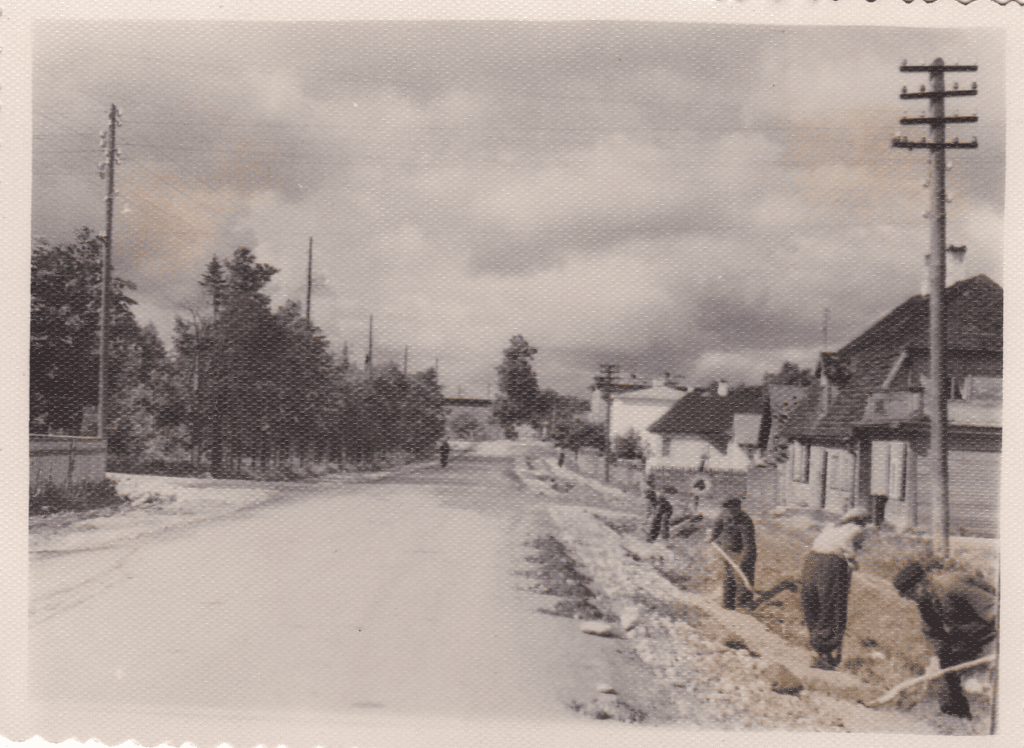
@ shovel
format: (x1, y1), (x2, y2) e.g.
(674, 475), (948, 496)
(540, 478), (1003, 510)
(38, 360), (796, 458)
(710, 541), (755, 594)
(863, 654), (996, 707)
(709, 542), (800, 609)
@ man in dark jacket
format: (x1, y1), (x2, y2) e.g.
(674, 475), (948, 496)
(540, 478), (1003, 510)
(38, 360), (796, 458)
(644, 474), (673, 542)
(893, 561), (997, 719)
(439, 439), (451, 468)
(707, 497), (757, 610)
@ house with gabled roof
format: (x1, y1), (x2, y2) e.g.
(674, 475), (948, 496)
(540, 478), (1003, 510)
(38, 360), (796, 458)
(647, 382), (767, 472)
(781, 275), (1001, 537)
(609, 381), (689, 456)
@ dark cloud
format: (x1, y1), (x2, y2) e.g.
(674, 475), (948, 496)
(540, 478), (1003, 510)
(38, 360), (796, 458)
(32, 21), (1004, 398)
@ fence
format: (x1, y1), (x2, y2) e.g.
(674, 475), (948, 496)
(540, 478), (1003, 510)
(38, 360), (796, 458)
(30, 435), (107, 492)
(566, 448), (780, 511)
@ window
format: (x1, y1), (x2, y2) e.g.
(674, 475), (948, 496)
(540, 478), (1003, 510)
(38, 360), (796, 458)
(792, 442), (810, 483)
(661, 436), (671, 457)
(967, 375), (1002, 402)
(827, 452), (846, 490)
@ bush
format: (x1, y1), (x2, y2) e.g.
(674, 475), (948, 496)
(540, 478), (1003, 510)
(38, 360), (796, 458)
(613, 429), (645, 460)
(30, 478), (127, 516)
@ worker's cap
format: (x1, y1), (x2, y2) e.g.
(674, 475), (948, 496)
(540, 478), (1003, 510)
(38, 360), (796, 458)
(893, 561), (926, 595)
(840, 507), (870, 524)
(721, 497), (742, 509)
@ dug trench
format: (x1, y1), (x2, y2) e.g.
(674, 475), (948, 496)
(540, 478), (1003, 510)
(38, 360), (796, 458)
(523, 451), (995, 735)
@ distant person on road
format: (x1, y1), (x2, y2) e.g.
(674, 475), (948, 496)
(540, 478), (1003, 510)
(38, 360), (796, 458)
(644, 473), (673, 543)
(439, 439), (451, 468)
(893, 561), (997, 719)
(801, 507), (871, 670)
(706, 497), (757, 610)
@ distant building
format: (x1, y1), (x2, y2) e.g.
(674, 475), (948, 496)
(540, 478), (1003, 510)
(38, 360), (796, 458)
(647, 382), (767, 472)
(781, 275), (1001, 537)
(608, 383), (689, 456)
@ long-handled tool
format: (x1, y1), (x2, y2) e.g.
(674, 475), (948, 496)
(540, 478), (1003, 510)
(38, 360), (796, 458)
(710, 541), (755, 594)
(864, 654), (996, 707)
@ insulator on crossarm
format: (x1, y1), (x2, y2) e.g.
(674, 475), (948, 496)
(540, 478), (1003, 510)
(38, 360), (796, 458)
(902, 59), (908, 66)
(902, 86), (908, 95)
(947, 160), (954, 170)
(953, 82), (959, 90)
(920, 85), (926, 93)
(972, 81), (977, 90)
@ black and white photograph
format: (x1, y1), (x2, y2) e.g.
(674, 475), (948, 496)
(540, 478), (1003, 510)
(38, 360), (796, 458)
(5, 2), (1021, 746)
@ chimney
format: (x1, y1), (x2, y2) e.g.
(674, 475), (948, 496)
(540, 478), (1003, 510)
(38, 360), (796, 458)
(946, 245), (967, 287)
(717, 380), (730, 397)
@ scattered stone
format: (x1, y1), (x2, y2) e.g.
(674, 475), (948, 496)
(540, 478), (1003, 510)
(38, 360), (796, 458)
(619, 605), (640, 631)
(869, 651), (886, 662)
(580, 620), (615, 637)
(597, 683), (616, 694)
(963, 676), (989, 695)
(762, 662), (804, 696)
(769, 507), (788, 516)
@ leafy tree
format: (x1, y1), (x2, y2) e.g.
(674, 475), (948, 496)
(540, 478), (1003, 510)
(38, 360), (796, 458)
(554, 418), (605, 455)
(449, 411), (483, 440)
(31, 228), (142, 434)
(493, 335), (541, 429)
(764, 361), (815, 386)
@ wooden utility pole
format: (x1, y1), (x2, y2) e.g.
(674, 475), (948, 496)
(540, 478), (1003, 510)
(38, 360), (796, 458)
(893, 58), (978, 557)
(597, 363), (619, 483)
(404, 345), (409, 377)
(306, 236), (313, 322)
(97, 104), (120, 439)
(365, 315), (373, 373)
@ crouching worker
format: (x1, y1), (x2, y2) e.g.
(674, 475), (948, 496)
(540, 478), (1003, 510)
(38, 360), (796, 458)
(893, 561), (997, 719)
(801, 507), (870, 670)
(706, 497), (756, 610)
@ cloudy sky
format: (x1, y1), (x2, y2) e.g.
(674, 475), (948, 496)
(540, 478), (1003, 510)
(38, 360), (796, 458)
(32, 21), (1004, 399)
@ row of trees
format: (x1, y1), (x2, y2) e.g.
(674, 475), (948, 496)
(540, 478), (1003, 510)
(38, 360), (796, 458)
(31, 230), (445, 474)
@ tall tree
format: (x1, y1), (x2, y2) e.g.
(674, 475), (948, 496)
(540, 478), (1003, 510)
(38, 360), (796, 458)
(764, 361), (815, 387)
(31, 228), (140, 434)
(493, 334), (541, 429)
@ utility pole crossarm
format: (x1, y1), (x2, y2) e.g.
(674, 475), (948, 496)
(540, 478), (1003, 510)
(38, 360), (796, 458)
(900, 63), (977, 73)
(892, 137), (978, 151)
(900, 89), (977, 100)
(899, 115), (978, 126)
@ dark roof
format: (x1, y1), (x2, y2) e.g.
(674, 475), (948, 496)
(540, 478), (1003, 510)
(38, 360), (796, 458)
(444, 398), (491, 408)
(785, 275), (1002, 442)
(649, 385), (765, 436)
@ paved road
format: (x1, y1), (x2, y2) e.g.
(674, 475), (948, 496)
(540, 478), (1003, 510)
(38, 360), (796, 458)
(26, 448), (677, 746)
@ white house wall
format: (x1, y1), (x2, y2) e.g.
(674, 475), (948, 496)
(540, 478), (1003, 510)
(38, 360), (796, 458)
(652, 435), (751, 472)
(609, 399), (678, 454)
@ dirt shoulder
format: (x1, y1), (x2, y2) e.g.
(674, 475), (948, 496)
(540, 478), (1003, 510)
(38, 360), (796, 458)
(521, 452), (994, 735)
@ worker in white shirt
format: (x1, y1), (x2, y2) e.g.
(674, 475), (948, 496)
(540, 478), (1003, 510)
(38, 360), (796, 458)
(800, 507), (871, 670)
